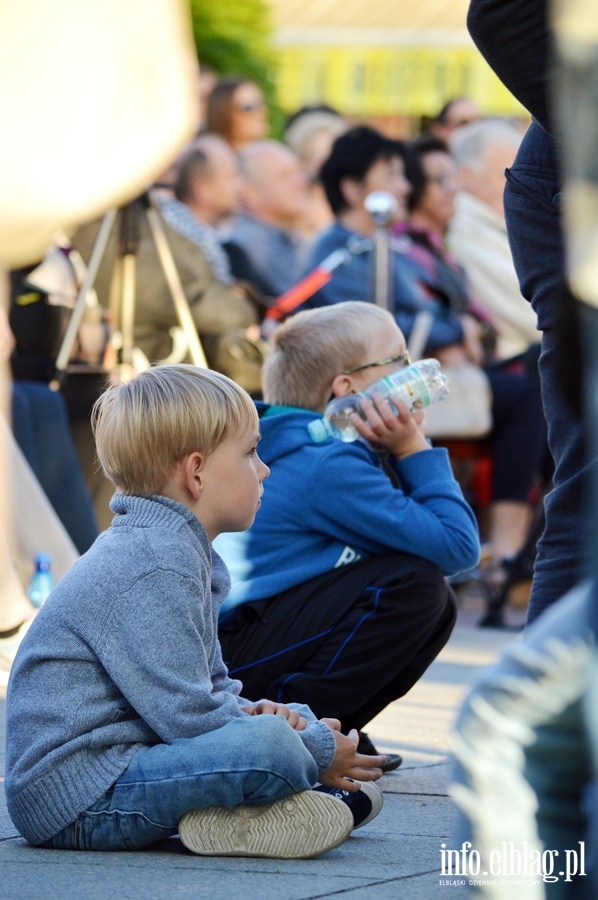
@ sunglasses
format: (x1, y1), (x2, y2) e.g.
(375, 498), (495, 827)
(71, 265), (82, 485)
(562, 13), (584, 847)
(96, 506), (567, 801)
(234, 100), (265, 113)
(342, 351), (411, 375)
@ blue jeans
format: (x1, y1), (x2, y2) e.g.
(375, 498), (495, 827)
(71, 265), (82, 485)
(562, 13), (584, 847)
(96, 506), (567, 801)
(504, 121), (594, 622)
(43, 715), (320, 851)
(12, 380), (99, 555)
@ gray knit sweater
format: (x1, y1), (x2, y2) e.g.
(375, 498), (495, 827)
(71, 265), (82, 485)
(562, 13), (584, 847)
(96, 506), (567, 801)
(5, 494), (335, 845)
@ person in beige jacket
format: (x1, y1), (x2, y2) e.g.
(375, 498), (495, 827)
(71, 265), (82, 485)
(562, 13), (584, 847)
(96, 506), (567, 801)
(447, 119), (540, 360)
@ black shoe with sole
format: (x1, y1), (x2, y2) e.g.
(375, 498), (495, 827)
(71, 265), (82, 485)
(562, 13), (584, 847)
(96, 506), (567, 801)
(357, 731), (403, 773)
(314, 781), (383, 829)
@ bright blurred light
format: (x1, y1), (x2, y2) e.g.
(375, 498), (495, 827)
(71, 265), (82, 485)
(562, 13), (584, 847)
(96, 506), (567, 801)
(0, 0), (199, 267)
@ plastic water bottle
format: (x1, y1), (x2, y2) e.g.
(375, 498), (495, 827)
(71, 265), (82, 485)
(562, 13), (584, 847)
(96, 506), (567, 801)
(308, 358), (449, 443)
(27, 553), (55, 608)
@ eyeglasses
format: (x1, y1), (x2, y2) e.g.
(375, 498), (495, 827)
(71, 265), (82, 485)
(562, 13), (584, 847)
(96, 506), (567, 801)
(426, 173), (457, 191)
(342, 351), (411, 375)
(234, 100), (265, 113)
(446, 118), (478, 129)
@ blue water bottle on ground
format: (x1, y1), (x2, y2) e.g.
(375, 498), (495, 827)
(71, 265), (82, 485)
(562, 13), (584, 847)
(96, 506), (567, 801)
(27, 553), (55, 608)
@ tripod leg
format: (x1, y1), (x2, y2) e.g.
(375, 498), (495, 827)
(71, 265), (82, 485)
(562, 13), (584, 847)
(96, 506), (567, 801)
(51, 208), (118, 389)
(120, 252), (136, 369)
(145, 205), (207, 367)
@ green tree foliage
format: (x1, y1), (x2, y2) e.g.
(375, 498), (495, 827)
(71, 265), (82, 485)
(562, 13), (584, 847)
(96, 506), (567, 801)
(189, 0), (284, 134)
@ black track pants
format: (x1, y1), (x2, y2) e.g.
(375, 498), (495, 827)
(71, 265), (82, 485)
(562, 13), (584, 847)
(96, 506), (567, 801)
(219, 554), (456, 733)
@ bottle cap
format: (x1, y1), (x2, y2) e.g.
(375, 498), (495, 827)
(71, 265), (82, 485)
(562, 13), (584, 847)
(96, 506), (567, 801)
(35, 552), (52, 569)
(307, 418), (331, 443)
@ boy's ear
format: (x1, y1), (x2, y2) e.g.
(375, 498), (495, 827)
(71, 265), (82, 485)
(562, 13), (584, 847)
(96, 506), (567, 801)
(184, 451), (205, 500)
(331, 373), (358, 398)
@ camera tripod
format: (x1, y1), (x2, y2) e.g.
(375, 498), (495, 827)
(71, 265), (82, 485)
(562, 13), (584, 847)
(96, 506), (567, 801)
(50, 192), (207, 390)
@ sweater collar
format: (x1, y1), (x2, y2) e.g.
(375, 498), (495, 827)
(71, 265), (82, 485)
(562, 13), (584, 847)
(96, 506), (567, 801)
(110, 493), (208, 544)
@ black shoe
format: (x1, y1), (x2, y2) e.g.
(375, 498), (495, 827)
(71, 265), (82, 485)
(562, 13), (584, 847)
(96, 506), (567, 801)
(357, 731), (403, 773)
(314, 781), (383, 829)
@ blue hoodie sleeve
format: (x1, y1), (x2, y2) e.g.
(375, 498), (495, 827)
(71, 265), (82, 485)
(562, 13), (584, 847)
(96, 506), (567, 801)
(305, 442), (480, 575)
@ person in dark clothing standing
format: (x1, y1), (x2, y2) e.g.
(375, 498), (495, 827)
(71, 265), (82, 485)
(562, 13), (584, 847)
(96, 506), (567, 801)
(467, 0), (594, 624)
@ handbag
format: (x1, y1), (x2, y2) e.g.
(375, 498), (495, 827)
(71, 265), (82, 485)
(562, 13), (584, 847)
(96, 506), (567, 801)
(407, 312), (493, 439)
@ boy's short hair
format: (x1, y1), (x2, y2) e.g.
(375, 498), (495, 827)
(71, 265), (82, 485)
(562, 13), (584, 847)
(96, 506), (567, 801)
(92, 365), (258, 495)
(263, 302), (395, 412)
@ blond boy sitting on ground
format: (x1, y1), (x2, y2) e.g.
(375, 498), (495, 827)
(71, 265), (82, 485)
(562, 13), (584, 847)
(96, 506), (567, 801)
(5, 365), (384, 858)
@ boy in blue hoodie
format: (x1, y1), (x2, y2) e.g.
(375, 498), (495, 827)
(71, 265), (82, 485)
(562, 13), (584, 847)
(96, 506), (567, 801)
(216, 302), (480, 769)
(5, 365), (385, 859)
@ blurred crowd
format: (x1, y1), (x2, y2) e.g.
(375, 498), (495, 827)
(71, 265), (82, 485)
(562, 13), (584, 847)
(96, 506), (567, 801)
(3, 73), (550, 633)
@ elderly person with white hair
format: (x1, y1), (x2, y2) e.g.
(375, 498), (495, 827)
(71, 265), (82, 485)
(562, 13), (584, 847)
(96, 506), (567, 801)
(447, 119), (540, 360)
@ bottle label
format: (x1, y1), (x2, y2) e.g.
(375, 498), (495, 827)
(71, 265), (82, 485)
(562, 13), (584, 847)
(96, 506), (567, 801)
(377, 373), (431, 409)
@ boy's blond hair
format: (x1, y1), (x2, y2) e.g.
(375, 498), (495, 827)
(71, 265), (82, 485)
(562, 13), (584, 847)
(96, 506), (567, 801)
(263, 302), (395, 411)
(92, 365), (258, 495)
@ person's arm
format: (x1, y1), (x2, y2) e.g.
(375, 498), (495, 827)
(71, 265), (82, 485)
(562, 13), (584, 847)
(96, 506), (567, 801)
(317, 719), (385, 792)
(467, 0), (552, 132)
(306, 439), (480, 576)
(99, 569), (250, 743)
(102, 566), (341, 771)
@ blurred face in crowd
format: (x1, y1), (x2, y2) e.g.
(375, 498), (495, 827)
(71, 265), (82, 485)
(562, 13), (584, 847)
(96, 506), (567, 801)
(413, 150), (459, 234)
(240, 143), (309, 228)
(430, 97), (481, 142)
(230, 82), (269, 149)
(177, 136), (241, 226)
(459, 141), (519, 218)
(343, 154), (412, 222)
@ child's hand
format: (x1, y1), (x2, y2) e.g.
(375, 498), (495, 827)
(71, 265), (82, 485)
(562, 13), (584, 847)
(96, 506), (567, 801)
(240, 700), (307, 731)
(318, 726), (386, 791)
(350, 393), (429, 460)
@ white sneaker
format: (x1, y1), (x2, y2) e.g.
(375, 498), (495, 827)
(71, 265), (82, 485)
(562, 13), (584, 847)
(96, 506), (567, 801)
(178, 789), (353, 859)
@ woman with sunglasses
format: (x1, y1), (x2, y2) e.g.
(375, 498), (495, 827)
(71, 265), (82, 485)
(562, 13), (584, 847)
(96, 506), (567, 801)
(205, 78), (269, 153)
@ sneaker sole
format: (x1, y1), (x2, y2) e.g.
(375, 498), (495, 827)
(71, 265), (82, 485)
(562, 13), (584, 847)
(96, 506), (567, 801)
(353, 781), (384, 829)
(178, 790), (353, 859)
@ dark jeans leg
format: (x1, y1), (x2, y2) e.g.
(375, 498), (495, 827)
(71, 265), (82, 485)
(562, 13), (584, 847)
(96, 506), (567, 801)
(504, 122), (594, 622)
(487, 366), (547, 502)
(11, 381), (99, 554)
(220, 554), (455, 733)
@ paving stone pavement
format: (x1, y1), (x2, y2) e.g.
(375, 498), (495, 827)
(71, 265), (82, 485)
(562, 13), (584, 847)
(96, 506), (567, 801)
(0, 592), (522, 899)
